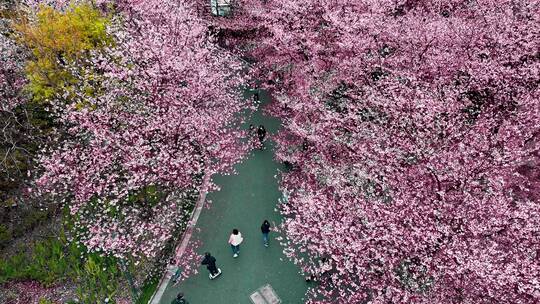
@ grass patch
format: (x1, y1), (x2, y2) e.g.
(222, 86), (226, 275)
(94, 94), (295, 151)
(0, 232), (80, 286)
(0, 227), (123, 303)
(136, 279), (159, 304)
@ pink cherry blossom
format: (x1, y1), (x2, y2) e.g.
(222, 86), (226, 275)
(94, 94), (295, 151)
(34, 0), (251, 261)
(210, 0), (540, 302)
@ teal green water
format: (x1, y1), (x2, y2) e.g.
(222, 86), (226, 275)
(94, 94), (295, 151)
(159, 90), (309, 304)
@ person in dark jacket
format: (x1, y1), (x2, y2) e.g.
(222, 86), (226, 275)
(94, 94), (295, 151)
(171, 292), (189, 304)
(201, 252), (221, 279)
(257, 125), (267, 149)
(261, 220), (271, 247)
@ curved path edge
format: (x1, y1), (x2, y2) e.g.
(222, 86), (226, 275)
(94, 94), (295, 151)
(149, 173), (212, 304)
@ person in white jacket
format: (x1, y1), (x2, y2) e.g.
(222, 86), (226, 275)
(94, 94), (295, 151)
(228, 229), (243, 258)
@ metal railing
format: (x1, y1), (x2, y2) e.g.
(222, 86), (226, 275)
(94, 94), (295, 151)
(192, 0), (268, 19)
(210, 0), (232, 17)
(192, 0), (248, 18)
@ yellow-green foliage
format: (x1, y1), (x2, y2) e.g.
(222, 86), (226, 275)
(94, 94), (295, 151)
(14, 3), (112, 102)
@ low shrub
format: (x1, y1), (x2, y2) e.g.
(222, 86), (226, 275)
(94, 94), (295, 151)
(0, 224), (12, 248)
(0, 232), (124, 303)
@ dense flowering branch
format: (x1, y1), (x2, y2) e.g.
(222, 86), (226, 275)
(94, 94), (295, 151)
(34, 0), (250, 260)
(217, 0), (540, 302)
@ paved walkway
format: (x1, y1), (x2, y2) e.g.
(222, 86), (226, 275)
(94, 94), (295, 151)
(159, 90), (309, 304)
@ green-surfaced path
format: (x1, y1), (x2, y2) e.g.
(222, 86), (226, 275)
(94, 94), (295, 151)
(159, 90), (309, 304)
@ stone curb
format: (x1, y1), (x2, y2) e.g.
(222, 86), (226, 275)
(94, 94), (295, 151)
(148, 173), (212, 304)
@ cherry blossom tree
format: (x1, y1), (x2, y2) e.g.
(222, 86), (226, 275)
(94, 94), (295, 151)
(213, 0), (540, 302)
(1, 16), (28, 197)
(34, 0), (250, 262)
(0, 5), (50, 204)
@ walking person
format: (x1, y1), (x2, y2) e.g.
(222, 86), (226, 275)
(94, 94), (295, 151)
(171, 292), (189, 304)
(261, 220), (271, 247)
(257, 125), (267, 149)
(171, 267), (182, 286)
(201, 252), (221, 279)
(253, 91), (260, 104)
(228, 228), (243, 258)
